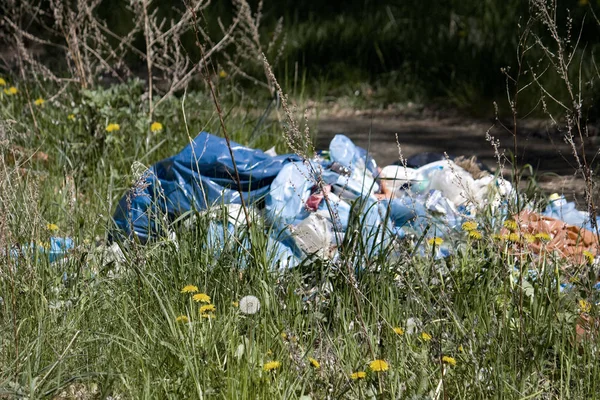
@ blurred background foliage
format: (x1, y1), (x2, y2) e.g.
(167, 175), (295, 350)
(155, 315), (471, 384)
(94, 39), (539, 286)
(4, 0), (600, 115)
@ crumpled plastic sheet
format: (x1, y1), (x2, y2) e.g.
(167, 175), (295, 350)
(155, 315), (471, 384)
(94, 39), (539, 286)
(111, 131), (302, 243)
(503, 210), (598, 263)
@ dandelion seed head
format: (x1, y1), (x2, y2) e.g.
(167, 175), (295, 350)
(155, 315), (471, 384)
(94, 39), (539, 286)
(239, 295), (260, 314)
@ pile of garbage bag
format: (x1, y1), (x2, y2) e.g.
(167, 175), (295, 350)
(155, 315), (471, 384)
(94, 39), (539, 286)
(109, 131), (598, 269)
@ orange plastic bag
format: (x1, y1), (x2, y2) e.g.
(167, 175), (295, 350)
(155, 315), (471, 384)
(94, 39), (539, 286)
(502, 210), (598, 264)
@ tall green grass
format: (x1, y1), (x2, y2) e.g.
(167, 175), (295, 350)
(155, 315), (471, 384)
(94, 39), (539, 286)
(1, 78), (599, 399)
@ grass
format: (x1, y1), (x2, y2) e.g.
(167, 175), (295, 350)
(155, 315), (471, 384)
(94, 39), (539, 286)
(1, 76), (600, 399)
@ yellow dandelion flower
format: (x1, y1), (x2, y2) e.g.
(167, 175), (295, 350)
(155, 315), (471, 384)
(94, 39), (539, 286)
(503, 220), (518, 231)
(180, 285), (199, 294)
(579, 299), (592, 313)
(34, 98), (45, 106)
(462, 221), (478, 231)
(0, 78), (6, 86)
(150, 121), (163, 132)
(393, 327), (404, 335)
(523, 234), (536, 243)
(369, 359), (389, 372)
(281, 332), (288, 340)
(4, 86), (18, 95)
(263, 360), (281, 371)
(508, 233), (521, 243)
(175, 315), (189, 323)
(421, 332), (432, 341)
(442, 355), (457, 366)
(427, 237), (443, 246)
(219, 70), (227, 78)
(308, 357), (320, 369)
(46, 223), (59, 231)
(351, 371), (366, 380)
(68, 114), (76, 121)
(105, 123), (120, 132)
(192, 293), (211, 303)
(199, 304), (216, 313)
(201, 313), (215, 319)
(535, 232), (551, 242)
(458, 344), (464, 353)
(468, 230), (483, 240)
(583, 250), (595, 264)
(232, 301), (239, 307)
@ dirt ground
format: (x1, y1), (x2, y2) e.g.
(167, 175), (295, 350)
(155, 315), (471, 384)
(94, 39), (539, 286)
(313, 104), (600, 205)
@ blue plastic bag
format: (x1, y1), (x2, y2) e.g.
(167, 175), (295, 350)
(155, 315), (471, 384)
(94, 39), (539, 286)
(111, 132), (301, 243)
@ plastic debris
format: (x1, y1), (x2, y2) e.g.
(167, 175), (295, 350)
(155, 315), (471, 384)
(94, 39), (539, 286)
(110, 131), (598, 274)
(543, 194), (600, 232)
(501, 210), (598, 263)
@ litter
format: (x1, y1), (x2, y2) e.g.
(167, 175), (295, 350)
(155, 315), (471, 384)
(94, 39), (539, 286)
(7, 237), (74, 264)
(501, 210), (598, 263)
(110, 131), (598, 272)
(543, 194), (600, 232)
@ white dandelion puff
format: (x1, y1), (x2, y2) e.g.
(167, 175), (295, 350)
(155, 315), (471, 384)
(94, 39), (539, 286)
(239, 295), (261, 315)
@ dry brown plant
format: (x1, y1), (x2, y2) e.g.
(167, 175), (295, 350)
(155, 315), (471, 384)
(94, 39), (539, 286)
(0, 0), (271, 130)
(526, 0), (599, 239)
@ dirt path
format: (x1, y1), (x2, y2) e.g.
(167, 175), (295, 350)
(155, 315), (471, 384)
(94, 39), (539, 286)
(313, 107), (599, 203)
